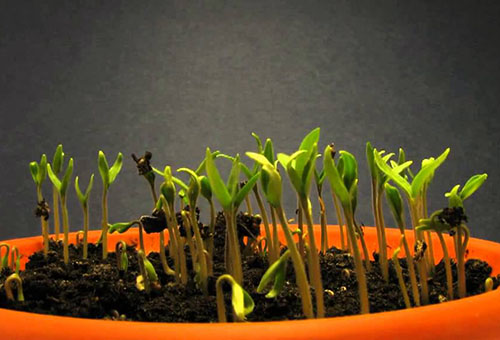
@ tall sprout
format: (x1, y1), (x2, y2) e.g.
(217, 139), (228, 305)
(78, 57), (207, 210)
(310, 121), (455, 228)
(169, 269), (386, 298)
(47, 158), (74, 264)
(276, 127), (324, 318)
(245, 151), (314, 319)
(97, 151), (123, 259)
(205, 149), (259, 285)
(29, 154), (49, 257)
(50, 145), (64, 241)
(373, 147), (450, 304)
(74, 174), (94, 259)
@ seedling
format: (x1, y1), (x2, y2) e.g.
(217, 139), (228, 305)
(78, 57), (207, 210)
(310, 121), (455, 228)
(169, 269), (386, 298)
(4, 273), (24, 302)
(50, 145), (64, 241)
(132, 152), (157, 203)
(0, 243), (9, 269)
(74, 174), (94, 259)
(257, 250), (290, 298)
(136, 249), (160, 294)
(246, 151), (314, 319)
(323, 145), (369, 314)
(98, 151), (123, 259)
(216, 274), (255, 322)
(47, 157), (74, 264)
(29, 154), (49, 256)
(115, 240), (129, 273)
(10, 246), (20, 275)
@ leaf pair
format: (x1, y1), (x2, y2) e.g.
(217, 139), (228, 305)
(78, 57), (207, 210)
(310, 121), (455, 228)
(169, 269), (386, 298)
(75, 174), (94, 206)
(29, 154), (48, 187)
(47, 158), (74, 198)
(445, 174), (488, 208)
(205, 148), (260, 211)
(245, 152), (282, 207)
(257, 250), (290, 298)
(98, 151), (123, 190)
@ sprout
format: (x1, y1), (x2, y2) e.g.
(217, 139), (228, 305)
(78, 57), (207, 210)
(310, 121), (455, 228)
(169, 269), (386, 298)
(29, 154), (49, 257)
(98, 151), (123, 259)
(136, 250), (160, 294)
(216, 274), (255, 322)
(115, 240), (129, 273)
(246, 150), (314, 319)
(10, 246), (20, 275)
(75, 174), (94, 259)
(205, 148), (259, 285)
(132, 151), (157, 203)
(47, 157), (74, 264)
(392, 236), (411, 309)
(323, 145), (369, 314)
(485, 278), (494, 292)
(0, 243), (10, 269)
(4, 273), (24, 302)
(257, 250), (290, 298)
(276, 127), (324, 318)
(50, 144), (64, 241)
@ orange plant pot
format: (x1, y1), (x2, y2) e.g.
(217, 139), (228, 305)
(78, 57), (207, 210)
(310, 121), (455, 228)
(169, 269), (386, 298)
(1, 226), (500, 340)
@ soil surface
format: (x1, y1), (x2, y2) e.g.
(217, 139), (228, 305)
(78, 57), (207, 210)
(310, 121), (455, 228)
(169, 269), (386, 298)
(1, 211), (499, 322)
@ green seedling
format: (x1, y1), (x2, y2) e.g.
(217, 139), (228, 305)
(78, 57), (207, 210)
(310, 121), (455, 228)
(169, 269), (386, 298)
(325, 144), (346, 251)
(205, 148), (259, 285)
(257, 250), (290, 298)
(75, 174), (94, 259)
(314, 168), (329, 254)
(373, 147), (450, 304)
(4, 273), (24, 302)
(416, 209), (456, 301)
(132, 151), (158, 203)
(216, 274), (255, 322)
(30, 154), (49, 257)
(385, 183), (421, 305)
(0, 243), (9, 269)
(323, 145), (369, 314)
(245, 151), (313, 319)
(136, 249), (160, 294)
(444, 173), (487, 298)
(115, 240), (129, 273)
(10, 246), (20, 275)
(50, 145), (64, 241)
(47, 158), (74, 264)
(98, 151), (123, 259)
(276, 127), (324, 318)
(108, 220), (147, 253)
(392, 236), (411, 309)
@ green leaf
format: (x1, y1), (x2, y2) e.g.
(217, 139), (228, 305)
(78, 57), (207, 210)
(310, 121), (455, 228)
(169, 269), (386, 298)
(108, 221), (135, 234)
(411, 148), (450, 198)
(29, 162), (39, 184)
(300, 144), (318, 196)
(339, 151), (357, 191)
(177, 168), (201, 207)
(323, 145), (351, 209)
(59, 158), (74, 196)
(46, 164), (62, 192)
(257, 250), (290, 298)
(205, 147), (232, 210)
(373, 149), (412, 197)
(199, 176), (212, 201)
(226, 154), (241, 198)
(160, 181), (176, 205)
(385, 183), (404, 227)
(240, 162), (253, 179)
(38, 154), (47, 185)
(231, 281), (255, 320)
(366, 142), (377, 182)
(233, 172), (260, 209)
(98, 151), (110, 187)
(460, 174), (487, 201)
(108, 152), (123, 185)
(286, 163), (303, 194)
(143, 257), (159, 283)
(295, 128), (320, 175)
(260, 164), (282, 207)
(263, 138), (275, 163)
(52, 144), (64, 175)
(247, 152), (273, 168)
(75, 174), (94, 206)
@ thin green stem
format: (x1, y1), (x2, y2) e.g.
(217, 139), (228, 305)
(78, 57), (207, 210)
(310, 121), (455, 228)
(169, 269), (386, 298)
(401, 232), (421, 306)
(159, 230), (176, 277)
(101, 188), (109, 259)
(244, 194), (253, 215)
(409, 200), (429, 304)
(83, 205), (89, 259)
(254, 188), (277, 263)
(61, 196), (70, 265)
(376, 191), (389, 282)
(297, 198), (305, 258)
(225, 209), (243, 285)
(300, 197), (325, 318)
(275, 205), (314, 319)
(207, 199), (216, 273)
(437, 231), (453, 300)
(166, 202), (187, 285)
(191, 206), (209, 295)
(332, 193), (346, 250)
(457, 225), (467, 298)
(52, 186), (60, 241)
(270, 205), (280, 260)
(393, 249), (411, 309)
(37, 186), (49, 257)
(318, 196), (328, 254)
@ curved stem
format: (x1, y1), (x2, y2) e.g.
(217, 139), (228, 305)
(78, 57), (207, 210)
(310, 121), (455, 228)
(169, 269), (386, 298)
(5, 273), (24, 302)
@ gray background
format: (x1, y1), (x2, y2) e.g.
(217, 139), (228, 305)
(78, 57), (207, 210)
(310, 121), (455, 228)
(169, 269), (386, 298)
(1, 1), (499, 241)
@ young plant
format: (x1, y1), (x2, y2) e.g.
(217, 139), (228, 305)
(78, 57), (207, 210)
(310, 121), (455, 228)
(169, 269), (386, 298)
(204, 149), (260, 285)
(373, 147), (450, 304)
(115, 240), (129, 273)
(326, 144), (347, 250)
(47, 158), (74, 264)
(323, 145), (370, 314)
(98, 151), (123, 259)
(4, 273), (24, 302)
(257, 250), (290, 298)
(50, 145), (64, 241)
(74, 174), (94, 259)
(0, 243), (9, 269)
(136, 249), (160, 294)
(29, 154), (49, 257)
(245, 151), (314, 319)
(132, 151), (157, 203)
(216, 274), (255, 322)
(385, 183), (421, 305)
(10, 246), (20, 275)
(276, 127), (324, 318)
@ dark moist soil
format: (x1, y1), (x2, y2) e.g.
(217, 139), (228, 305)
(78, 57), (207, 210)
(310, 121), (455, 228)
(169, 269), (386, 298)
(1, 211), (499, 322)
